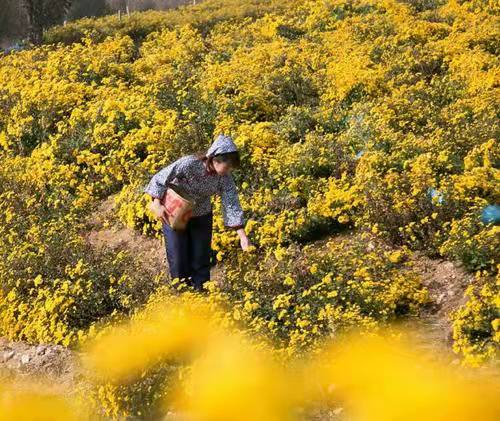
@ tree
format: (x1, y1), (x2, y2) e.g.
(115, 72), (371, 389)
(67, 0), (108, 20)
(0, 0), (26, 47)
(106, 0), (127, 11)
(21, 0), (73, 45)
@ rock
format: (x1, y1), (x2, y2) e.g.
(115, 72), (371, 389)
(442, 261), (455, 271)
(36, 345), (46, 355)
(436, 292), (446, 304)
(333, 407), (344, 415)
(21, 354), (31, 365)
(2, 350), (15, 362)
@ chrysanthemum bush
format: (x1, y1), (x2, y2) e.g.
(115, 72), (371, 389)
(0, 159), (163, 346)
(0, 0), (498, 373)
(208, 234), (429, 358)
(449, 267), (499, 368)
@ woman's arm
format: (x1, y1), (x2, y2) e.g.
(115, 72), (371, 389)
(219, 174), (252, 250)
(143, 157), (186, 200)
(235, 227), (251, 251)
(143, 156), (190, 223)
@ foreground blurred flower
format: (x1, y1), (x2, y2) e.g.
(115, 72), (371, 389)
(82, 298), (214, 381)
(171, 332), (301, 421)
(309, 327), (500, 421)
(0, 384), (83, 421)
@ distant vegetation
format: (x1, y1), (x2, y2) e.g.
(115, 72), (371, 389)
(0, 0), (196, 47)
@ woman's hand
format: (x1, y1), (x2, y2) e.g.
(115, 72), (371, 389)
(149, 199), (169, 224)
(236, 228), (253, 251)
(240, 236), (252, 251)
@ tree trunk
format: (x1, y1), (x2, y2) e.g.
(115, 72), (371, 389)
(28, 24), (43, 45)
(22, 0), (43, 45)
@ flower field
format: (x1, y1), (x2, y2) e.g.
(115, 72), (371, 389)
(0, 0), (498, 418)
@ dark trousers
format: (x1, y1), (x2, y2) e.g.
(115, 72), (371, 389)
(162, 211), (213, 291)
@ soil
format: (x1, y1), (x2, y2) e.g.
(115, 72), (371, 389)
(82, 194), (167, 279)
(396, 251), (474, 363)
(0, 337), (82, 395)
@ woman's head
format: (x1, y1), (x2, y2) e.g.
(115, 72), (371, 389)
(195, 151), (240, 176)
(212, 151), (240, 175)
(195, 134), (241, 176)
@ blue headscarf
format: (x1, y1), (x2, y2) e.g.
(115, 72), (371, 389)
(206, 134), (238, 157)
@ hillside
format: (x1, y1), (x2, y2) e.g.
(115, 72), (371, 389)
(0, 0), (498, 418)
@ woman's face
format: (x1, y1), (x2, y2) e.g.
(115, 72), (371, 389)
(213, 160), (233, 176)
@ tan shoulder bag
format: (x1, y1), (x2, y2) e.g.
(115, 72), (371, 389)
(160, 186), (194, 231)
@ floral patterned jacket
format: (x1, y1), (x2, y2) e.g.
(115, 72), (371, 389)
(142, 135), (245, 230)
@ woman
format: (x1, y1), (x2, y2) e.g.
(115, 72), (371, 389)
(143, 134), (252, 291)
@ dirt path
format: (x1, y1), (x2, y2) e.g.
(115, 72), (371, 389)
(0, 337), (82, 395)
(396, 252), (474, 363)
(82, 194), (167, 278)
